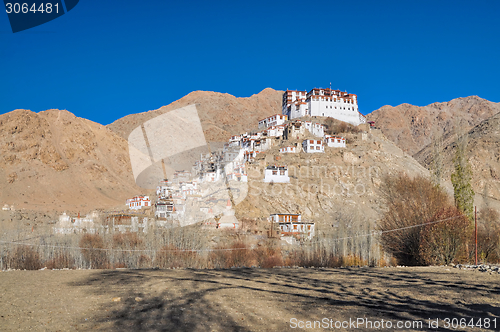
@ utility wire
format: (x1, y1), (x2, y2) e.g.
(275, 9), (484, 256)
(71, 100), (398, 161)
(0, 214), (463, 252)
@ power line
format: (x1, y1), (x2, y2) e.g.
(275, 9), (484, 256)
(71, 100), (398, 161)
(304, 214), (463, 246)
(0, 214), (463, 252)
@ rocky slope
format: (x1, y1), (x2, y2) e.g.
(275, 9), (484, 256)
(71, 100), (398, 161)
(366, 96), (500, 156)
(415, 112), (500, 205)
(107, 88), (283, 142)
(0, 109), (142, 212)
(234, 129), (431, 231)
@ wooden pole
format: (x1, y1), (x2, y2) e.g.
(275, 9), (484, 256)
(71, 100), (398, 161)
(475, 206), (478, 265)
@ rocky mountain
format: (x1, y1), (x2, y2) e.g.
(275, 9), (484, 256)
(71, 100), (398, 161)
(3, 90), (499, 219)
(233, 128), (432, 236)
(107, 88), (283, 142)
(366, 96), (500, 156)
(0, 109), (142, 212)
(415, 112), (500, 205)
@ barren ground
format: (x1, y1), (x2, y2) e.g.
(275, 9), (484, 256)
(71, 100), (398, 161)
(0, 267), (499, 331)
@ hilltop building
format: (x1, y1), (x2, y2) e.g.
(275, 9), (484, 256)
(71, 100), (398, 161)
(268, 213), (315, 243)
(264, 165), (290, 183)
(302, 139), (324, 153)
(282, 120), (325, 140)
(279, 146), (297, 154)
(282, 88), (366, 125)
(54, 211), (101, 234)
(258, 114), (288, 129)
(324, 135), (346, 148)
(126, 196), (151, 210)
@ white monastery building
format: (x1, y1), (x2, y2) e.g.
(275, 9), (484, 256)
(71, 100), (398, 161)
(269, 213), (302, 223)
(268, 214), (315, 242)
(258, 114), (288, 129)
(264, 165), (290, 183)
(126, 196), (151, 210)
(282, 88), (366, 126)
(325, 135), (346, 148)
(302, 139), (324, 153)
(279, 146), (297, 154)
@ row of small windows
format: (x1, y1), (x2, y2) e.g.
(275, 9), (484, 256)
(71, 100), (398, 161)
(314, 98), (353, 103)
(325, 105), (355, 111)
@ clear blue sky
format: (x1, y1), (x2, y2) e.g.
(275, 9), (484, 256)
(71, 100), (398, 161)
(1, 0), (499, 125)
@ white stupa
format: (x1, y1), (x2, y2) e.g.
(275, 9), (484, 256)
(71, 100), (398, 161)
(217, 199), (239, 229)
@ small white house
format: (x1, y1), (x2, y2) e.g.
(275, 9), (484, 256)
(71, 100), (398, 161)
(279, 222), (315, 241)
(54, 211), (100, 234)
(155, 200), (175, 218)
(258, 114), (288, 129)
(269, 213), (302, 223)
(203, 169), (222, 183)
(302, 139), (324, 153)
(264, 165), (290, 183)
(325, 135), (346, 148)
(279, 146), (297, 154)
(265, 125), (286, 138)
(156, 179), (170, 197)
(244, 150), (260, 162)
(226, 162), (248, 182)
(127, 196), (151, 210)
(303, 121), (325, 137)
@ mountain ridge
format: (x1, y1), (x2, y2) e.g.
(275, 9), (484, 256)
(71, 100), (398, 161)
(367, 95), (500, 156)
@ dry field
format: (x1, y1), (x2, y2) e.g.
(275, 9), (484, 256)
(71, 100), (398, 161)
(0, 266), (499, 331)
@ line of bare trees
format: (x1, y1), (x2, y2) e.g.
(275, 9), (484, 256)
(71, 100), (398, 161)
(2, 174), (498, 270)
(0, 215), (391, 271)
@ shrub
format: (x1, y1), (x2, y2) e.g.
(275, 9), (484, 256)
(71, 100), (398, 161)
(138, 254), (152, 268)
(155, 244), (197, 268)
(79, 234), (108, 269)
(378, 173), (453, 266)
(419, 207), (471, 265)
(255, 241), (283, 268)
(208, 241), (256, 268)
(477, 208), (500, 263)
(8, 246), (42, 270)
(45, 252), (75, 270)
(113, 232), (143, 248)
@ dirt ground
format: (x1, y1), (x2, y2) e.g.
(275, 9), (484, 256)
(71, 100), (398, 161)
(0, 266), (499, 331)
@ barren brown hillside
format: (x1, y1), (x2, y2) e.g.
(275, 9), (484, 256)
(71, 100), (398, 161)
(415, 112), (500, 204)
(107, 88), (283, 142)
(233, 128), (431, 231)
(0, 109), (142, 212)
(367, 96), (500, 156)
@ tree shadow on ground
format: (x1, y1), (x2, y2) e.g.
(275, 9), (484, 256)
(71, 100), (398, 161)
(69, 267), (500, 331)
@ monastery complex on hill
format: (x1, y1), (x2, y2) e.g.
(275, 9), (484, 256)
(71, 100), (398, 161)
(53, 85), (367, 245)
(282, 88), (366, 126)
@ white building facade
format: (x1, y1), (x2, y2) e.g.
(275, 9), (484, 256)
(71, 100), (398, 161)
(264, 165), (290, 183)
(302, 139), (324, 153)
(282, 88), (366, 126)
(325, 135), (346, 148)
(258, 114), (288, 129)
(279, 146), (297, 154)
(127, 196), (151, 210)
(278, 222), (315, 240)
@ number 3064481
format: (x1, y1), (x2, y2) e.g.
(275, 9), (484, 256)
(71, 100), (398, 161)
(5, 3), (59, 14)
